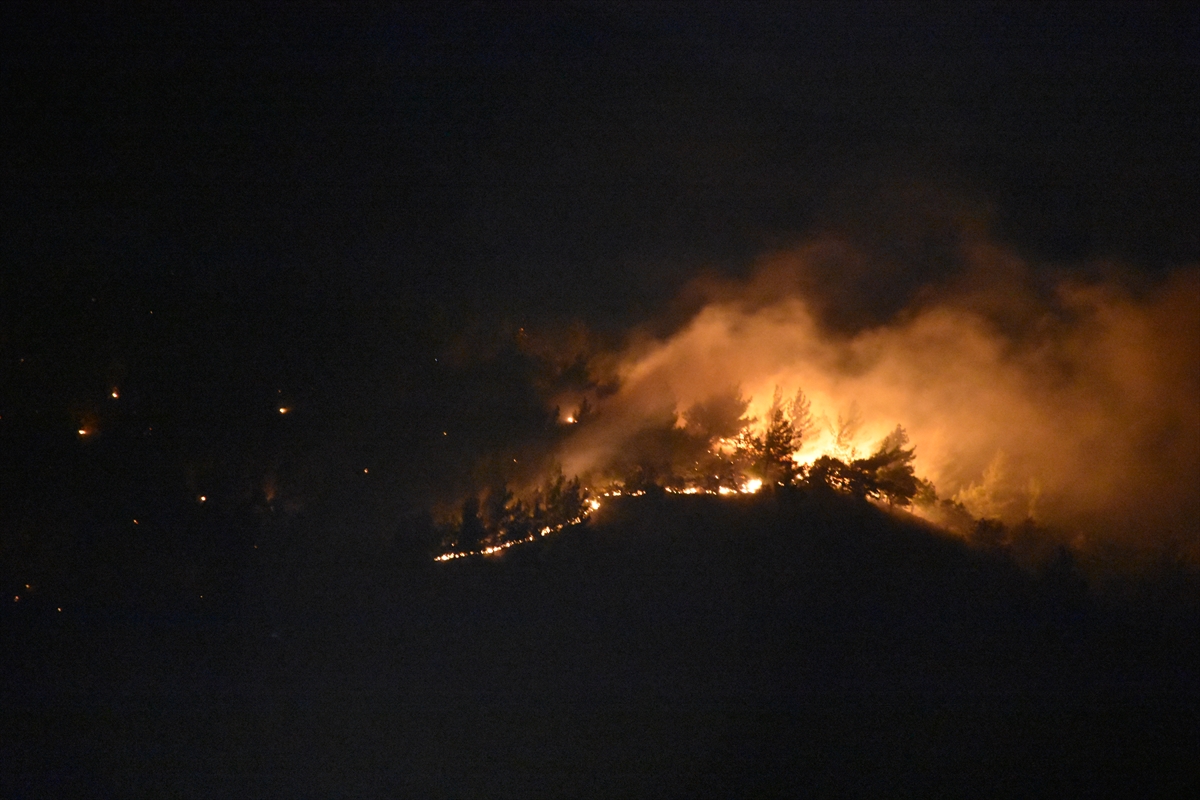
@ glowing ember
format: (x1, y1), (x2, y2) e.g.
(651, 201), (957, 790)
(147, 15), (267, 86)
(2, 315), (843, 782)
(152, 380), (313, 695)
(435, 500), (601, 562)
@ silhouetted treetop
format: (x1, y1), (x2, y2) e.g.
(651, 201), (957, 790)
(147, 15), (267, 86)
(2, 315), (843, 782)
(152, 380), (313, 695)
(683, 387), (752, 443)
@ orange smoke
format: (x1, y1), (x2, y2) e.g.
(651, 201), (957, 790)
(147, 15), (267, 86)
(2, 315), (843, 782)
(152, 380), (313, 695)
(556, 238), (1200, 556)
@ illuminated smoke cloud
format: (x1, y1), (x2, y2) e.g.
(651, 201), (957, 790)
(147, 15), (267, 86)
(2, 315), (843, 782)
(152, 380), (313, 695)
(557, 237), (1199, 556)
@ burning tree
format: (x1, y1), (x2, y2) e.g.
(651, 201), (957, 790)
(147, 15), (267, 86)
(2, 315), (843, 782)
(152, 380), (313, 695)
(803, 424), (927, 506)
(535, 467), (589, 528)
(677, 385), (818, 492)
(481, 483), (527, 544)
(830, 401), (864, 460)
(681, 388), (753, 491)
(435, 378), (941, 561)
(617, 423), (694, 493)
(435, 467), (594, 560)
(865, 425), (925, 505)
(682, 388), (753, 443)
(750, 387), (811, 487)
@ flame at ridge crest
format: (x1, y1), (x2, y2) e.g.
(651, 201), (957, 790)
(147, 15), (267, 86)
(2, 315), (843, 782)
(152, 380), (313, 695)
(553, 245), (1200, 552)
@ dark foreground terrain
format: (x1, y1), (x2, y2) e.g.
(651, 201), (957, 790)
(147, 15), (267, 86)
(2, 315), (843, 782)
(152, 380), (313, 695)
(4, 491), (1197, 797)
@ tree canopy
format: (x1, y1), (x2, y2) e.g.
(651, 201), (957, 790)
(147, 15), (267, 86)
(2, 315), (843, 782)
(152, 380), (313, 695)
(802, 424), (927, 506)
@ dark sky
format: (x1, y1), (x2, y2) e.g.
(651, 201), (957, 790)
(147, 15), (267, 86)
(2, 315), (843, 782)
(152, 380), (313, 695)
(3, 2), (1197, 327)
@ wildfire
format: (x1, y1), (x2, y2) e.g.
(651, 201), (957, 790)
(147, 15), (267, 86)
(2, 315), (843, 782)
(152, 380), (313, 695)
(434, 248), (1199, 566)
(435, 474), (790, 563)
(435, 521), (582, 562)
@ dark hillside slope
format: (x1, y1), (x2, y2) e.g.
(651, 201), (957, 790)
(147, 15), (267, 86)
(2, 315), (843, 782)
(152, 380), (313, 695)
(445, 492), (1186, 693)
(4, 491), (1197, 797)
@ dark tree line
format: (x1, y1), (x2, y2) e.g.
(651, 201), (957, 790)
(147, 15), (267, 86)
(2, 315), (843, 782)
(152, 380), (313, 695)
(447, 467), (590, 553)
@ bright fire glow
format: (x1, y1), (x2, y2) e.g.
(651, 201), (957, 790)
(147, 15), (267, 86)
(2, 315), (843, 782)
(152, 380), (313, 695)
(545, 244), (1199, 556)
(435, 479), (793, 563)
(438, 241), (1198, 565)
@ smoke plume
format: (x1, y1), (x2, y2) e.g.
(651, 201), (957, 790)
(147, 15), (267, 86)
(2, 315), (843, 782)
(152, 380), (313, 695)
(554, 236), (1199, 557)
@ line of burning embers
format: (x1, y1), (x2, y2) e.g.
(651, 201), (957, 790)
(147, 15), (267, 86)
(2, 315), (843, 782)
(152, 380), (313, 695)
(433, 480), (765, 562)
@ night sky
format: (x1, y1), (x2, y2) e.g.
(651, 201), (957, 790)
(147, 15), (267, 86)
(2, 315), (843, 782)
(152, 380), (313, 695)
(2, 3), (1198, 795)
(5, 3), (1197, 316)
(4, 1), (1197, 526)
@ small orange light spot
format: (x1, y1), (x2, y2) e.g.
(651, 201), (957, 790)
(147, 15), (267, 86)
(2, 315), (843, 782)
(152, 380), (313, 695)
(78, 429), (88, 436)
(363, 468), (368, 473)
(278, 407), (289, 414)
(133, 519), (138, 525)
(13, 596), (18, 602)
(199, 495), (207, 503)
(57, 607), (62, 612)
(111, 389), (119, 399)
(443, 431), (447, 436)
(25, 584), (30, 589)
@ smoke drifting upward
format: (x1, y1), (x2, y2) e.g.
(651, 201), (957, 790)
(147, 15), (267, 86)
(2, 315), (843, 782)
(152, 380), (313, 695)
(555, 236), (1199, 557)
